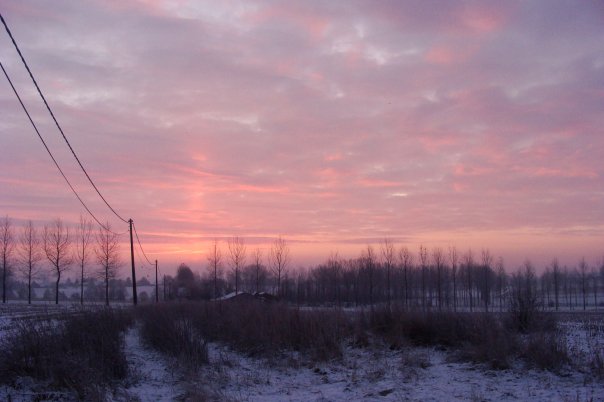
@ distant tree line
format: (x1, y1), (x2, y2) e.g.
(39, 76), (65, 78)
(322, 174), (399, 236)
(3, 215), (602, 310)
(164, 235), (290, 300)
(166, 238), (603, 312)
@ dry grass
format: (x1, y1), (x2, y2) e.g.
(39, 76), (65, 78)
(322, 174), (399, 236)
(135, 302), (571, 372)
(140, 301), (352, 361)
(0, 308), (132, 399)
(137, 304), (208, 369)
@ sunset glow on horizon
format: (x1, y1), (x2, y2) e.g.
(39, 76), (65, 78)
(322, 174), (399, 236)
(1, 1), (603, 276)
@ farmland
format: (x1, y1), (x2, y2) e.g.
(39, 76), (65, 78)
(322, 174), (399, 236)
(0, 301), (602, 401)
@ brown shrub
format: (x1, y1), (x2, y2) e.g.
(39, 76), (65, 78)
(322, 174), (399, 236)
(0, 308), (132, 399)
(137, 304), (208, 368)
(522, 331), (569, 371)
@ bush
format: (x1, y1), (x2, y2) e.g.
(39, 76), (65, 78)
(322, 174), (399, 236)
(136, 302), (570, 372)
(137, 304), (208, 368)
(192, 301), (351, 360)
(458, 317), (517, 369)
(138, 301), (351, 361)
(0, 308), (132, 399)
(368, 308), (498, 349)
(367, 307), (566, 371)
(590, 348), (604, 379)
(522, 331), (569, 371)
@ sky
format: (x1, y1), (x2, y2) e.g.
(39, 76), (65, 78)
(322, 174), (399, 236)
(1, 0), (603, 277)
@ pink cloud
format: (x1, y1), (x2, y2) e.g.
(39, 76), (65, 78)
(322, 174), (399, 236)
(424, 46), (458, 65)
(459, 4), (510, 34)
(245, 3), (330, 41)
(1, 0), (603, 273)
(357, 178), (404, 188)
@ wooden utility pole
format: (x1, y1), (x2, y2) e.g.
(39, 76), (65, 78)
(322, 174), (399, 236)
(155, 259), (159, 303)
(129, 219), (137, 305)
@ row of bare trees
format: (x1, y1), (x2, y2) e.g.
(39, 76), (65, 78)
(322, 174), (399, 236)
(203, 236), (290, 299)
(168, 238), (602, 311)
(0, 215), (122, 305)
(164, 236), (290, 300)
(280, 243), (603, 311)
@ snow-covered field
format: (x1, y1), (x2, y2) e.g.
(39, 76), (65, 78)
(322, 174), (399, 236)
(0, 307), (602, 401)
(196, 342), (599, 402)
(122, 314), (604, 401)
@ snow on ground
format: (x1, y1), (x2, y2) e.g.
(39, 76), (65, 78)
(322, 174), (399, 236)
(114, 325), (183, 401)
(560, 316), (604, 366)
(196, 340), (601, 402)
(0, 305), (602, 401)
(0, 322), (183, 401)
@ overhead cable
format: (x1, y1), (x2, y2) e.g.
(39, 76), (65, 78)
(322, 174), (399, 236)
(133, 222), (154, 266)
(1, 13), (128, 223)
(0, 59), (118, 234)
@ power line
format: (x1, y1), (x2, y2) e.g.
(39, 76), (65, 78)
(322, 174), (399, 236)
(134, 250), (149, 271)
(0, 59), (117, 234)
(0, 13), (128, 224)
(132, 222), (154, 266)
(1, 13), (155, 307)
(0, 13), (153, 284)
(133, 234), (151, 269)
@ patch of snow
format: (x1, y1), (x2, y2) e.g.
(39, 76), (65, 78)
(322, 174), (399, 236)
(1, 306), (603, 401)
(216, 291), (247, 300)
(197, 343), (602, 402)
(116, 326), (182, 401)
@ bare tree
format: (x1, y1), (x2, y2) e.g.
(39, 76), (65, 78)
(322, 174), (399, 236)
(419, 245), (429, 309)
(228, 236), (246, 295)
(509, 260), (539, 332)
(1, 216), (15, 303)
(381, 238), (395, 309)
(75, 215), (94, 304)
(95, 222), (121, 305)
(579, 257), (588, 310)
(327, 252), (342, 306)
(270, 236), (290, 297)
(481, 249), (493, 312)
(44, 218), (72, 304)
(591, 264), (598, 310)
(17, 220), (42, 304)
(600, 258), (604, 311)
(398, 246), (414, 308)
(432, 247), (445, 310)
(551, 258), (560, 311)
(448, 246), (459, 311)
(252, 247), (264, 294)
(362, 245), (377, 308)
(463, 249), (474, 312)
(496, 257), (506, 311)
(207, 239), (222, 299)
(563, 266), (571, 309)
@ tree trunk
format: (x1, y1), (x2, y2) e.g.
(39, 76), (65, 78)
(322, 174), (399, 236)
(404, 267), (408, 308)
(213, 266), (217, 299)
(81, 262), (84, 305)
(28, 272), (31, 305)
(105, 266), (109, 306)
(2, 254), (6, 303)
(55, 271), (60, 305)
(453, 270), (457, 311)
